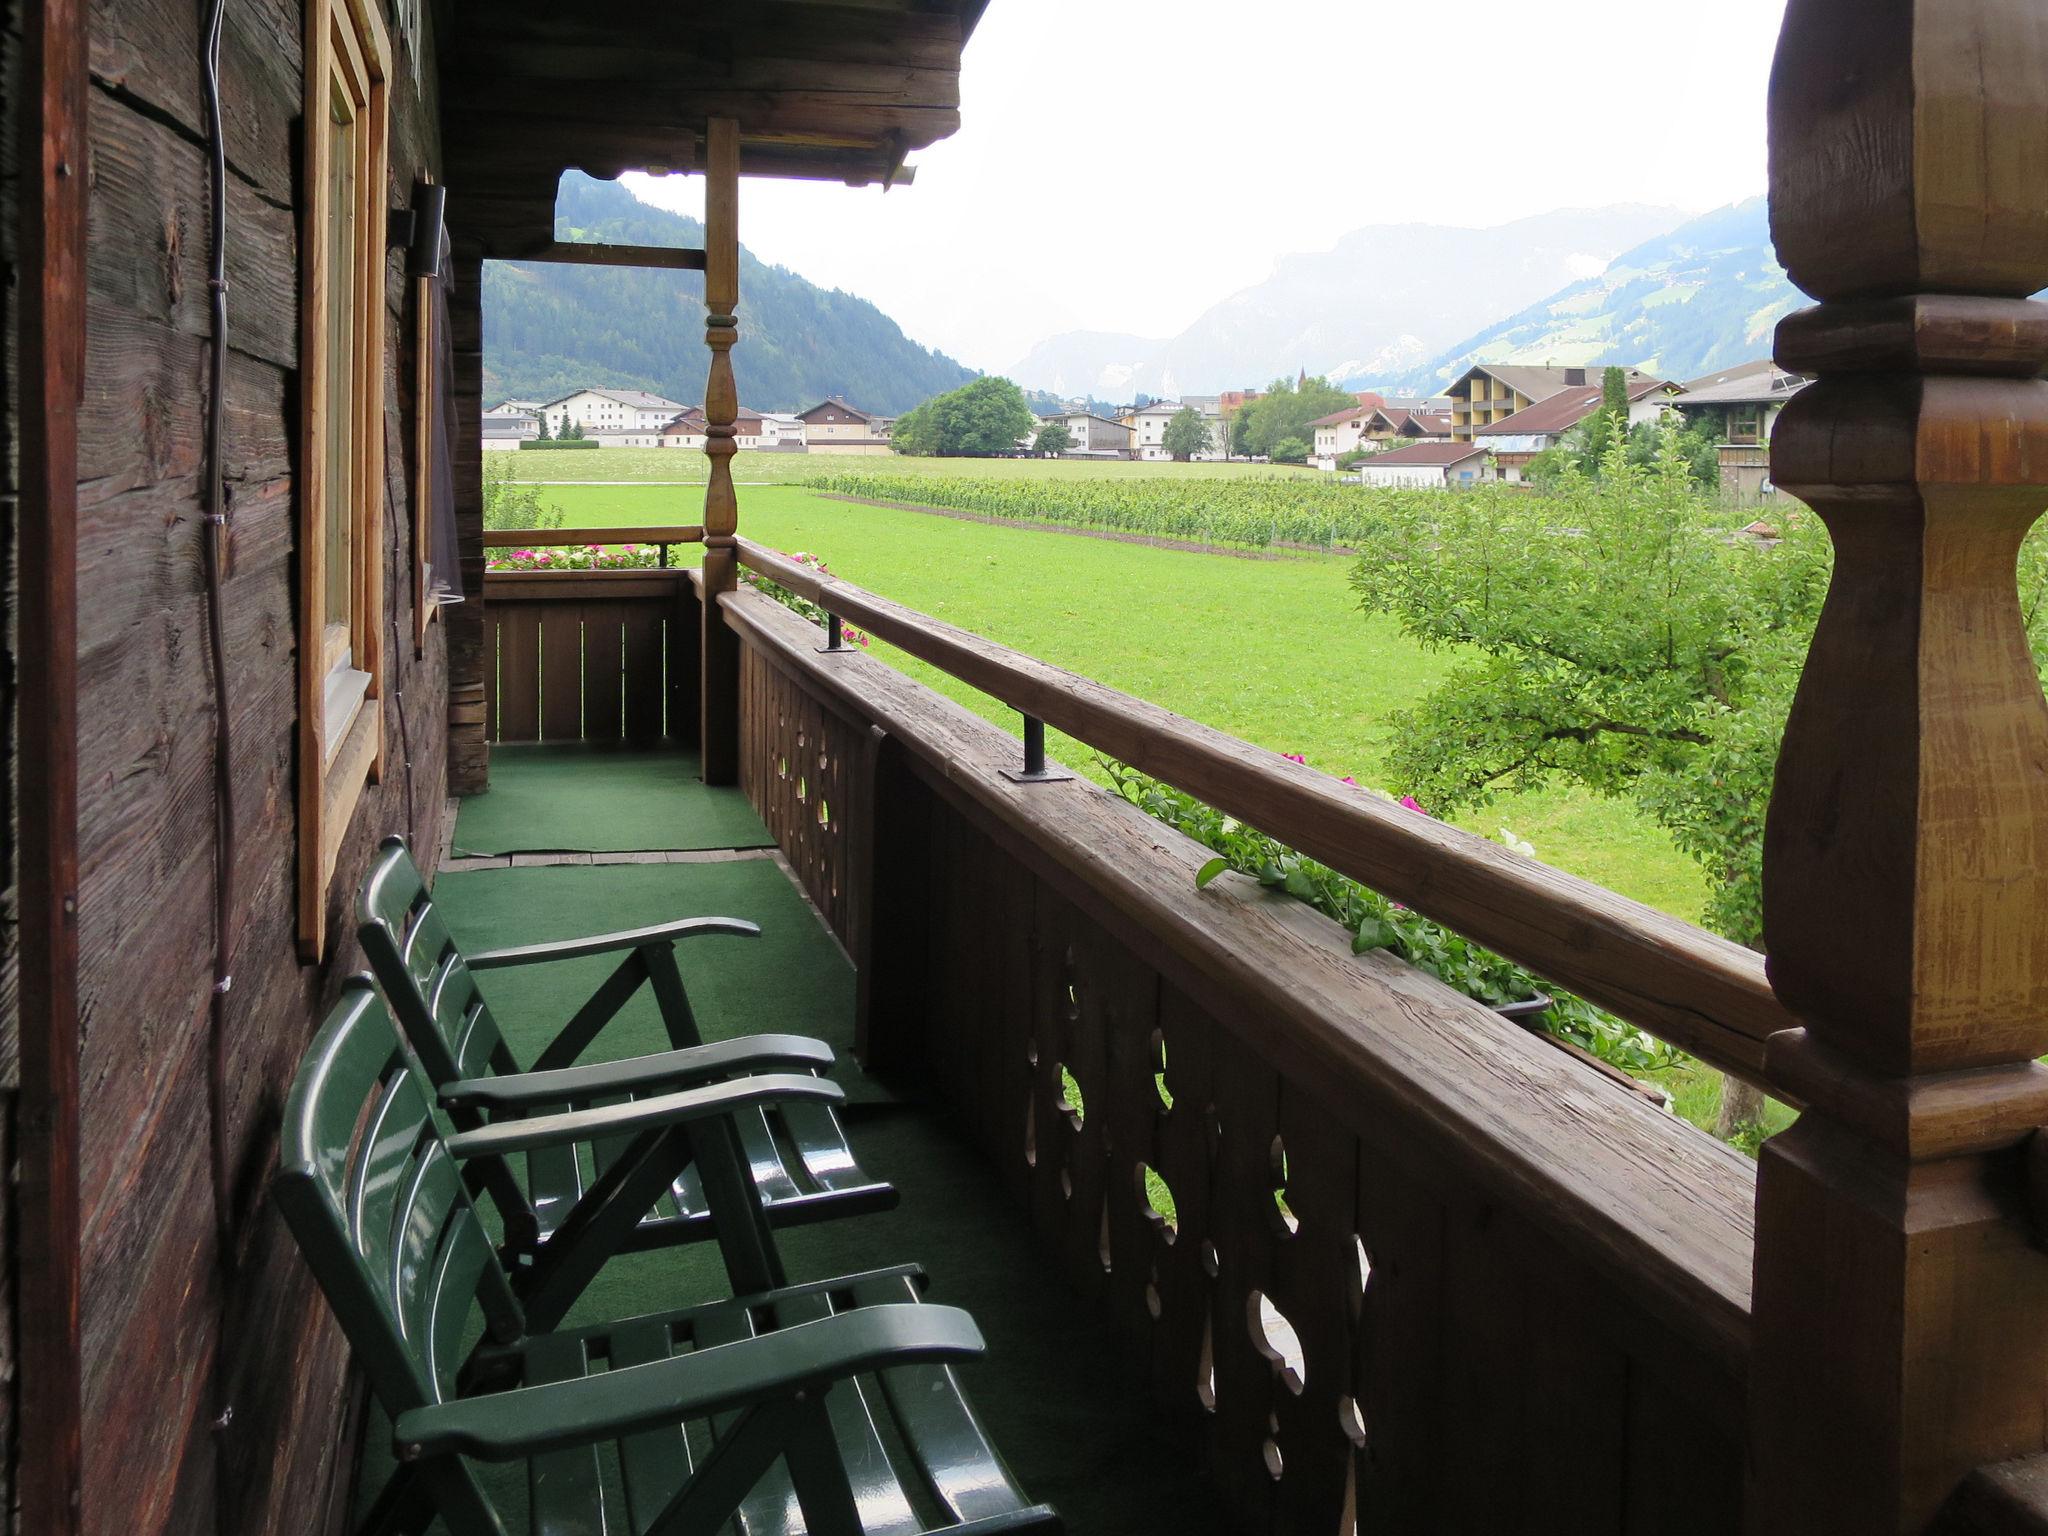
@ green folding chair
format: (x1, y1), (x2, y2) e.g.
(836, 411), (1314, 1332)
(358, 836), (896, 1327)
(276, 979), (1061, 1536)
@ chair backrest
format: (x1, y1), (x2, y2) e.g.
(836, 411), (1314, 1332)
(274, 979), (524, 1529)
(358, 836), (515, 1086)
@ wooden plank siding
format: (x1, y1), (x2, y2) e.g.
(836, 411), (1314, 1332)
(725, 585), (1755, 1536)
(61, 2), (453, 1533)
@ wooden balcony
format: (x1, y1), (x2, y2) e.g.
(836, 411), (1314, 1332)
(475, 537), (1773, 1533)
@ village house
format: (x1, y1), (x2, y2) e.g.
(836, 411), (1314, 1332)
(541, 386), (689, 444)
(1310, 400), (1455, 470)
(1668, 361), (1812, 503)
(1130, 398), (1226, 461)
(1355, 439), (1493, 488)
(798, 396), (895, 454)
(483, 398), (544, 420)
(660, 406), (773, 450)
(481, 415), (539, 450)
(1441, 362), (1656, 440)
(1474, 375), (1678, 482)
(1034, 409), (1133, 457)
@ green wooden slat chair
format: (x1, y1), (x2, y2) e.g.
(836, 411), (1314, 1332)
(276, 978), (1062, 1536)
(359, 837), (896, 1327)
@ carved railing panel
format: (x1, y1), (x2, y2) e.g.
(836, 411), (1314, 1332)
(736, 642), (865, 948)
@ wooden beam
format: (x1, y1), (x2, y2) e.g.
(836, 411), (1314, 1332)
(17, 0), (87, 1530)
(510, 241), (707, 271)
(698, 116), (742, 784)
(1748, 2), (2048, 1529)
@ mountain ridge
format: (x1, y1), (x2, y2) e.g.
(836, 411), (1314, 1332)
(1387, 198), (1799, 392)
(1007, 203), (1692, 399)
(482, 174), (978, 414)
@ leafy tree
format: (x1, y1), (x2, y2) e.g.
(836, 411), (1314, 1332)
(1034, 421), (1074, 456)
(1601, 364), (1630, 419)
(1234, 375), (1360, 458)
(1162, 406), (1211, 462)
(482, 456), (563, 531)
(1269, 436), (1311, 465)
(891, 376), (1036, 457)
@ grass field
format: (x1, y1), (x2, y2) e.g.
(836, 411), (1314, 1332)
(529, 480), (1709, 922)
(504, 446), (1320, 485)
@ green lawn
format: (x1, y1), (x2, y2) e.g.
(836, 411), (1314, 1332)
(504, 446), (1321, 485)
(532, 481), (1709, 922)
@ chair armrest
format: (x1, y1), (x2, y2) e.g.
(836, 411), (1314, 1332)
(442, 1074), (844, 1160)
(394, 1303), (986, 1461)
(440, 1034), (835, 1111)
(466, 915), (761, 970)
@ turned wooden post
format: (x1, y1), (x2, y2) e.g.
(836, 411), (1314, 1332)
(698, 117), (743, 783)
(1749, 3), (2048, 1530)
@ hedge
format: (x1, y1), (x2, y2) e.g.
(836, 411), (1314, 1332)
(518, 438), (601, 451)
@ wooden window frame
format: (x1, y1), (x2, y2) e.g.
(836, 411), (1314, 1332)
(299, 0), (391, 959)
(414, 174), (442, 650)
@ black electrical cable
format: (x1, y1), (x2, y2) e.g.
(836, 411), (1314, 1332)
(198, 0), (240, 1526)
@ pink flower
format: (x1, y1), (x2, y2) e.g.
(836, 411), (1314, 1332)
(1342, 776), (1358, 786)
(1399, 795), (1427, 816)
(513, 550), (532, 560)
(1283, 752), (1307, 765)
(534, 552), (552, 565)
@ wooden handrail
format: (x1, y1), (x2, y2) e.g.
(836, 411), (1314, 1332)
(733, 535), (1801, 1088)
(483, 525), (704, 548)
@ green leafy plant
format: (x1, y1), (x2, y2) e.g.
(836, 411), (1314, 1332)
(482, 457), (564, 531)
(1104, 760), (1679, 1076)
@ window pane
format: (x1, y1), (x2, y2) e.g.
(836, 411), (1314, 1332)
(325, 80), (356, 645)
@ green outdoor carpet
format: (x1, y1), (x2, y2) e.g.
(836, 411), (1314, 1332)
(452, 743), (775, 855)
(371, 856), (1232, 1534)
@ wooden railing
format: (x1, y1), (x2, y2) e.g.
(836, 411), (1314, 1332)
(480, 526), (702, 745)
(733, 536), (1798, 1092)
(715, 575), (1757, 1535)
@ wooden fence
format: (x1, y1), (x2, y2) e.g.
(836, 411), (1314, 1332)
(481, 552), (700, 747)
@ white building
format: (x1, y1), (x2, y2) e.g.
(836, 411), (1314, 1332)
(1308, 405), (1374, 470)
(1130, 400), (1224, 462)
(540, 387), (688, 445)
(1034, 411), (1132, 458)
(481, 416), (538, 452)
(758, 412), (807, 449)
(1355, 440), (1492, 489)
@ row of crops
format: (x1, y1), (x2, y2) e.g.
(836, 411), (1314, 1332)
(802, 471), (1454, 549)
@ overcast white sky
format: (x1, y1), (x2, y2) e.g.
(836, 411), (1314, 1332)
(625, 0), (1790, 373)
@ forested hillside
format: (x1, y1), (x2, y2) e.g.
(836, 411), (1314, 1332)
(1396, 199), (1800, 392)
(482, 174), (977, 412)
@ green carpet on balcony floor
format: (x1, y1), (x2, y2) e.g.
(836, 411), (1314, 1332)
(376, 855), (1238, 1535)
(452, 743), (775, 855)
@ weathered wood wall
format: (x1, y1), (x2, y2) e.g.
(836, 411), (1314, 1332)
(75, 2), (449, 1533)
(2, 0), (26, 1515)
(727, 587), (1757, 1536)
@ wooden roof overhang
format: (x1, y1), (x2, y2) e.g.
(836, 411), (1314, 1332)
(441, 0), (988, 258)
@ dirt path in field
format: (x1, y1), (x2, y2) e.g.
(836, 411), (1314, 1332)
(812, 493), (1355, 561)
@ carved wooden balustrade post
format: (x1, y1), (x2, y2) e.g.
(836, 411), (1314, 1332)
(699, 117), (742, 782)
(1749, 3), (2048, 1530)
